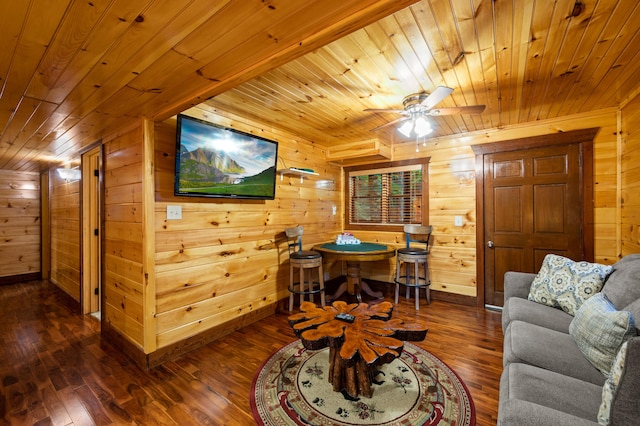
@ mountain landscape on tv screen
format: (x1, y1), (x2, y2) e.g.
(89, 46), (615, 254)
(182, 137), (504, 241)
(179, 145), (245, 185)
(177, 145), (275, 197)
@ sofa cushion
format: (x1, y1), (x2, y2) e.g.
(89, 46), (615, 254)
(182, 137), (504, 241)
(598, 341), (628, 425)
(601, 254), (640, 334)
(604, 337), (640, 425)
(601, 254), (640, 310)
(498, 399), (600, 426)
(503, 271), (537, 301)
(623, 299), (640, 334)
(499, 362), (602, 424)
(569, 293), (636, 376)
(528, 254), (613, 316)
(502, 296), (573, 334)
(504, 320), (606, 386)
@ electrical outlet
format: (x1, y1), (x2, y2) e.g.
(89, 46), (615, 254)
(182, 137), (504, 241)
(332, 205), (337, 215)
(167, 205), (182, 220)
(454, 216), (463, 226)
(324, 272), (330, 281)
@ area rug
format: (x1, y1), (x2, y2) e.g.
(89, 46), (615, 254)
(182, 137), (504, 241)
(250, 340), (475, 425)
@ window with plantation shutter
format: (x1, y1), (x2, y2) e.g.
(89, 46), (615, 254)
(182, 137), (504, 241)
(346, 161), (429, 231)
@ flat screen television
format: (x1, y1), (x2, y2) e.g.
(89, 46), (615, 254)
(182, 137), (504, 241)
(174, 114), (278, 200)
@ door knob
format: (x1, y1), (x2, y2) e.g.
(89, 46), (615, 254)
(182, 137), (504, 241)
(487, 241), (494, 248)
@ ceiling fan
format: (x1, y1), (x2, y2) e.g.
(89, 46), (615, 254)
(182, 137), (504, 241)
(365, 86), (485, 137)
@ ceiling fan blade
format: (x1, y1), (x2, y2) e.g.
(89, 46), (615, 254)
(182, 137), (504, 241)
(363, 108), (408, 114)
(369, 116), (409, 132)
(421, 86), (454, 109)
(427, 105), (486, 116)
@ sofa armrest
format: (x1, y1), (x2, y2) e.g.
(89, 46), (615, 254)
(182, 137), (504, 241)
(498, 399), (598, 426)
(504, 271), (537, 302)
(611, 336), (640, 425)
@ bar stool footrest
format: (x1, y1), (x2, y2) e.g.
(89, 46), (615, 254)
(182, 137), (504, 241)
(289, 281), (325, 295)
(394, 276), (430, 288)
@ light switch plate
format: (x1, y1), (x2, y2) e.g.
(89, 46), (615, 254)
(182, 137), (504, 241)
(454, 216), (463, 226)
(167, 205), (182, 220)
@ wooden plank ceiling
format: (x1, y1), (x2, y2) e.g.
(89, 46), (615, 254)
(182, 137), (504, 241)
(1, 0), (639, 172)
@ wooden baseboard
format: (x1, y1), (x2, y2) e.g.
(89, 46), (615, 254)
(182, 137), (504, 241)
(367, 279), (478, 306)
(147, 303), (277, 369)
(102, 321), (148, 369)
(284, 277), (478, 308)
(102, 302), (278, 370)
(429, 289), (477, 306)
(0, 272), (40, 285)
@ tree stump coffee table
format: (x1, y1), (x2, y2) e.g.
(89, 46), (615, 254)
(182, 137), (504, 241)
(288, 300), (428, 398)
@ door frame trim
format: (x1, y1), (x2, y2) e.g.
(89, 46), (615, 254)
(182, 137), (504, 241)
(472, 128), (599, 307)
(80, 142), (103, 315)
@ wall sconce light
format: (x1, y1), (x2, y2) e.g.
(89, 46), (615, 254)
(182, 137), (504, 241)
(57, 168), (81, 182)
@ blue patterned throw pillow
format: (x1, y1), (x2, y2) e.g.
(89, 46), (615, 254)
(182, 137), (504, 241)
(528, 254), (613, 316)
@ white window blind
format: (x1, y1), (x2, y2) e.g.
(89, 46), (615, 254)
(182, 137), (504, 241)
(348, 164), (423, 226)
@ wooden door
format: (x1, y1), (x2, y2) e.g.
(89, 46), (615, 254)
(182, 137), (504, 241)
(483, 144), (584, 307)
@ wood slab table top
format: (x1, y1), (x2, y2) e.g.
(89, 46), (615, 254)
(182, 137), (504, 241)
(288, 300), (427, 398)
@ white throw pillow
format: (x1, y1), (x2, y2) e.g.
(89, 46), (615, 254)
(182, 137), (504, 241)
(528, 254), (613, 315)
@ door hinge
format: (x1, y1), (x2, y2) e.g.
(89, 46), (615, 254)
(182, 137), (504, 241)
(94, 288), (99, 295)
(94, 169), (99, 177)
(94, 228), (99, 236)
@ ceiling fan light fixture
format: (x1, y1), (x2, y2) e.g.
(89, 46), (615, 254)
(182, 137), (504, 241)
(366, 86), (486, 138)
(414, 116), (432, 137)
(397, 120), (414, 137)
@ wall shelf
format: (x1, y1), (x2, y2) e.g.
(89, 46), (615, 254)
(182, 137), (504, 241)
(278, 168), (319, 183)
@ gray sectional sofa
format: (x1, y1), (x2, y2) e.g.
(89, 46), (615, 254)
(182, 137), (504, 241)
(498, 254), (640, 425)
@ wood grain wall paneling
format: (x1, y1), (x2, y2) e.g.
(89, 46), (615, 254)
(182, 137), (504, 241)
(621, 93), (640, 256)
(0, 169), (41, 278)
(103, 125), (145, 349)
(49, 169), (80, 298)
(152, 106), (343, 349)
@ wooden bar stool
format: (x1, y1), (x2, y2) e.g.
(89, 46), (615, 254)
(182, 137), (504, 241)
(285, 226), (326, 311)
(394, 224), (432, 310)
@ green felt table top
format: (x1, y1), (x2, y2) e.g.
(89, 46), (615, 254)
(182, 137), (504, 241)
(319, 243), (388, 252)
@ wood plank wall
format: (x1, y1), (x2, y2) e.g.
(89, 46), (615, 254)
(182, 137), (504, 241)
(102, 125), (146, 350)
(621, 94), (640, 255)
(152, 106), (343, 349)
(0, 169), (40, 278)
(49, 169), (80, 298)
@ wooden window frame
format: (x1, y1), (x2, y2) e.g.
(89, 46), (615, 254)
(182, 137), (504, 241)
(344, 158), (430, 232)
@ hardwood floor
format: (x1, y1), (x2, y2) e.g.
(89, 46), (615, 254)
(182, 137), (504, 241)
(0, 281), (503, 425)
